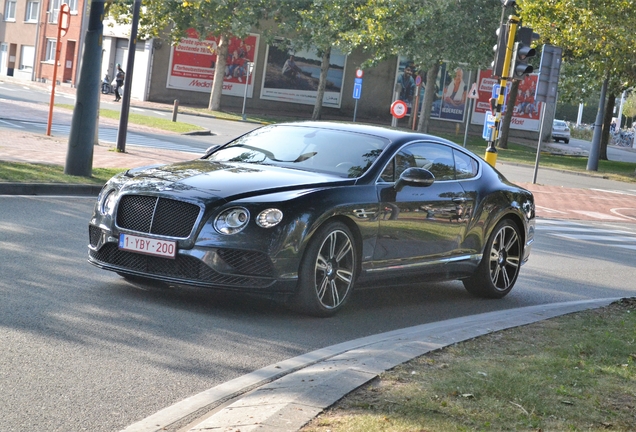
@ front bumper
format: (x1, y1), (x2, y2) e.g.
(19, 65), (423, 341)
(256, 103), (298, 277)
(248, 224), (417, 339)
(88, 225), (298, 293)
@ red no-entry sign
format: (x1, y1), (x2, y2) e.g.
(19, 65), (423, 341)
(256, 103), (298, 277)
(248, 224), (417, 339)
(390, 100), (408, 118)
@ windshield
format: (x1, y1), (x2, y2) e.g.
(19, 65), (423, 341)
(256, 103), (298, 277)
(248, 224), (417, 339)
(205, 125), (389, 178)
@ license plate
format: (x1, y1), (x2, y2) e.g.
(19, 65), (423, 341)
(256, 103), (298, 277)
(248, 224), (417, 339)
(118, 233), (177, 259)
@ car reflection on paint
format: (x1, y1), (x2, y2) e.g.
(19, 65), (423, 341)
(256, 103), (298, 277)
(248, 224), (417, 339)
(88, 121), (535, 316)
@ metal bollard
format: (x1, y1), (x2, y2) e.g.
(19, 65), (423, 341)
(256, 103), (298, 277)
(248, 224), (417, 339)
(172, 99), (179, 122)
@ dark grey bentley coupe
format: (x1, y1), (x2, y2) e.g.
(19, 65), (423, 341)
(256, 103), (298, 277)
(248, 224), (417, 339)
(88, 121), (535, 316)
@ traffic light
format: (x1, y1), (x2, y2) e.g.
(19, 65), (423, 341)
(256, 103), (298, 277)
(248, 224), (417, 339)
(510, 26), (539, 79)
(491, 23), (508, 78)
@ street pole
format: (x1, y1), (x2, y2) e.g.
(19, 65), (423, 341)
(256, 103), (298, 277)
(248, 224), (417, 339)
(241, 62), (252, 121)
(485, 15), (519, 167)
(116, 0), (141, 153)
(586, 76), (608, 171)
(64, 0), (104, 177)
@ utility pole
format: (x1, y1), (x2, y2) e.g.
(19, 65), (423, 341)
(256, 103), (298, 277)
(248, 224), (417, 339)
(64, 0), (104, 177)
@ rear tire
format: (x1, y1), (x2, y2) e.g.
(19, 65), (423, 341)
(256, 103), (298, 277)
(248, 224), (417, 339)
(463, 219), (522, 299)
(291, 221), (356, 317)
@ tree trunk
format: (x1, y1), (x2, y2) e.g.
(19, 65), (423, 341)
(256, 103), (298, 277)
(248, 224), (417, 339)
(208, 34), (228, 112)
(417, 62), (440, 133)
(498, 80), (520, 149)
(600, 92), (615, 161)
(312, 46), (331, 121)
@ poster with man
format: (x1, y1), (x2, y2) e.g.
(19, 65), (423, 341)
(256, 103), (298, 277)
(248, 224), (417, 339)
(167, 29), (259, 97)
(261, 42), (345, 107)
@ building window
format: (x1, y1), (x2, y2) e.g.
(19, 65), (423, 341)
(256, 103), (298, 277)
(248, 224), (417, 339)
(49, 0), (76, 23)
(45, 39), (57, 62)
(4, 0), (17, 21)
(20, 45), (35, 70)
(49, 0), (59, 23)
(25, 1), (39, 22)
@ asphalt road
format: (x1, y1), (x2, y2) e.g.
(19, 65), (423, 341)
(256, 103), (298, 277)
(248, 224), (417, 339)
(0, 80), (259, 152)
(1, 195), (636, 432)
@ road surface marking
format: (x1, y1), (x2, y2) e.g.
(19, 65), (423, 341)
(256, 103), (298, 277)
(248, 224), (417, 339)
(570, 210), (629, 221)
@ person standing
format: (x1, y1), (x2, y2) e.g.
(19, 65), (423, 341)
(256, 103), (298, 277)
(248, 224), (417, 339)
(114, 64), (125, 102)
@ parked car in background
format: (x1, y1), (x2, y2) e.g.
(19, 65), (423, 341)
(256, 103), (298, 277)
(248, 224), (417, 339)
(88, 122), (535, 316)
(552, 119), (571, 143)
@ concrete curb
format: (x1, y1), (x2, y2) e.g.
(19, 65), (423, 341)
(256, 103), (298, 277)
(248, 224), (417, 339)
(121, 298), (620, 432)
(0, 182), (103, 196)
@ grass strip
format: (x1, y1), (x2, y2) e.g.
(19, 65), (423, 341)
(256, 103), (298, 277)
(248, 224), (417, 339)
(302, 298), (636, 432)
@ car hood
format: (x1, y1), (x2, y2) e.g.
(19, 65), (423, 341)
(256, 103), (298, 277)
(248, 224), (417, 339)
(118, 159), (352, 200)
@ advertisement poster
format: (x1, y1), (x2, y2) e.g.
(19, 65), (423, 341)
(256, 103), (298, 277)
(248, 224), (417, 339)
(471, 69), (541, 131)
(260, 42), (345, 107)
(395, 58), (469, 122)
(167, 29), (259, 97)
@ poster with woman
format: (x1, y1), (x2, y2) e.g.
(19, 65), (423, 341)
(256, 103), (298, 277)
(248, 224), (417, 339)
(260, 42), (345, 107)
(167, 29), (259, 97)
(395, 58), (468, 122)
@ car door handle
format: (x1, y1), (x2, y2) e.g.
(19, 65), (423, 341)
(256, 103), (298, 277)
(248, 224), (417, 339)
(452, 197), (467, 203)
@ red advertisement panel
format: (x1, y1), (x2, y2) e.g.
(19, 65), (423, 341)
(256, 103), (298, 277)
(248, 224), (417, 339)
(471, 69), (542, 131)
(167, 29), (259, 97)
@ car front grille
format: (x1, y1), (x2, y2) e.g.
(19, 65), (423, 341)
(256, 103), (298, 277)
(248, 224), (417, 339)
(90, 243), (274, 288)
(117, 195), (200, 238)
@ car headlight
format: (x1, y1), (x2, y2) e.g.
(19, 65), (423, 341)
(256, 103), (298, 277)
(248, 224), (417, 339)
(256, 208), (283, 228)
(101, 189), (118, 215)
(214, 207), (250, 234)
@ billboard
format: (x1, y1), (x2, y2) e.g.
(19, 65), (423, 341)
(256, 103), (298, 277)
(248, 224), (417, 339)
(395, 58), (469, 122)
(167, 29), (260, 97)
(260, 42), (345, 108)
(471, 69), (542, 131)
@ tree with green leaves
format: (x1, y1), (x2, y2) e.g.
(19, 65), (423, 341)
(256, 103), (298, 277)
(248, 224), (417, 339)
(518, 0), (636, 166)
(273, 0), (383, 120)
(349, 0), (501, 133)
(110, 0), (271, 111)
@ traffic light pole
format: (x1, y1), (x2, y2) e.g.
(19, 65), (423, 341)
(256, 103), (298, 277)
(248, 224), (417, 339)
(485, 15), (519, 167)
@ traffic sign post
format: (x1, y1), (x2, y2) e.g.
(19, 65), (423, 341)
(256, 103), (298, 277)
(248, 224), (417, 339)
(352, 69), (363, 122)
(462, 75), (476, 147)
(411, 75), (422, 130)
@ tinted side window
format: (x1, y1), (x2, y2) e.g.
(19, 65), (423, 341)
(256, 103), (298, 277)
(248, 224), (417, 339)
(379, 142), (456, 182)
(454, 150), (479, 179)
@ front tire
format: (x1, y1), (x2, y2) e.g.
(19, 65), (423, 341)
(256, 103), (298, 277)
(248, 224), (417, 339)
(463, 219), (522, 299)
(292, 221), (356, 317)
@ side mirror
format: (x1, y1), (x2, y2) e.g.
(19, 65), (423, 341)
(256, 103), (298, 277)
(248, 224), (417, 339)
(395, 167), (435, 192)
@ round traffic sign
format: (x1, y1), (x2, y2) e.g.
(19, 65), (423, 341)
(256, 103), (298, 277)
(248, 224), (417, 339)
(415, 75), (422, 86)
(355, 69), (364, 78)
(390, 100), (408, 118)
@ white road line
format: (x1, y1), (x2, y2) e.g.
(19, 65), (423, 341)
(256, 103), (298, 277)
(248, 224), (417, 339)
(0, 119), (23, 127)
(610, 208), (636, 221)
(553, 234), (636, 242)
(538, 226), (633, 234)
(570, 210), (630, 221)
(591, 188), (636, 197)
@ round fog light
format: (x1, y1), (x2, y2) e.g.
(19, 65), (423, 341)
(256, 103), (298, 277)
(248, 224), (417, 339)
(256, 208), (283, 228)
